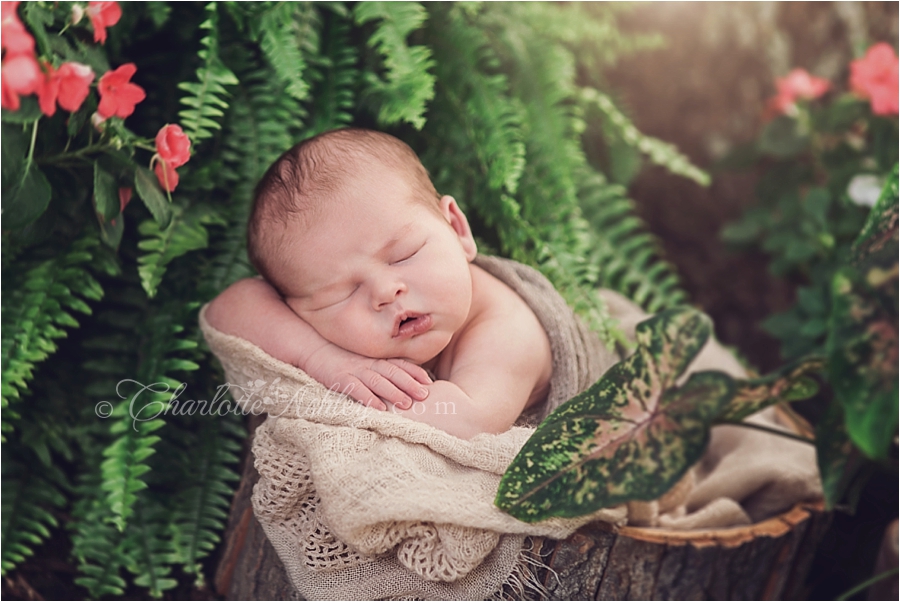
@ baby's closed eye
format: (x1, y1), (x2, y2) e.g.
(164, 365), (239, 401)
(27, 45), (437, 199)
(391, 243), (424, 265)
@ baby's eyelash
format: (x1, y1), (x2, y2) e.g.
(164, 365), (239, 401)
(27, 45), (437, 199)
(394, 244), (423, 264)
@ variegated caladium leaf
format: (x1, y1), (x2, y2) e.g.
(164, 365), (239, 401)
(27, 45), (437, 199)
(718, 356), (824, 423)
(822, 167), (898, 462)
(496, 308), (734, 522)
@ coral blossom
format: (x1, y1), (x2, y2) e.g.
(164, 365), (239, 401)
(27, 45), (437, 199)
(2, 1), (34, 56)
(87, 1), (122, 44)
(97, 63), (145, 119)
(766, 68), (830, 117)
(849, 43), (899, 116)
(153, 159), (179, 193)
(155, 124), (191, 168)
(1, 53), (41, 110)
(118, 187), (132, 213)
(153, 124), (191, 192)
(37, 61), (95, 116)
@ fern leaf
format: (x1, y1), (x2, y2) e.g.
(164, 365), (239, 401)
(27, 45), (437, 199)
(306, 9), (358, 135)
(198, 64), (308, 297)
(1, 237), (103, 433)
(137, 205), (221, 298)
(581, 88), (710, 187)
(169, 414), (243, 575)
(354, 1), (435, 129)
(579, 171), (688, 312)
(71, 474), (129, 598)
(258, 2), (318, 103)
(123, 500), (178, 598)
(424, 5), (526, 195)
(177, 2), (239, 143)
(1, 454), (67, 574)
(99, 308), (200, 532)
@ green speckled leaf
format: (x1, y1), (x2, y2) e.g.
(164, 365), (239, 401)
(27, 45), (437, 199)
(497, 308), (734, 522)
(824, 168), (898, 460)
(719, 357), (823, 422)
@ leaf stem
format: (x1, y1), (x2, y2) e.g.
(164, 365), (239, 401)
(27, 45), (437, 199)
(835, 566), (898, 601)
(714, 419), (815, 445)
(25, 120), (39, 172)
(38, 143), (109, 164)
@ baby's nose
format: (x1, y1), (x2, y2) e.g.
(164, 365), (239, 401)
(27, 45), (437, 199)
(373, 280), (407, 309)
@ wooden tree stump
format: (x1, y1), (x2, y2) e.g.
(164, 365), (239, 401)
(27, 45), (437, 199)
(214, 421), (829, 601)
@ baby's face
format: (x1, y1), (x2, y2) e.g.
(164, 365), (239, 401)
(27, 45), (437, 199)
(280, 169), (477, 365)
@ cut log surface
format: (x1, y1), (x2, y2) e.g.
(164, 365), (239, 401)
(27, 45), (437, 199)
(215, 423), (829, 601)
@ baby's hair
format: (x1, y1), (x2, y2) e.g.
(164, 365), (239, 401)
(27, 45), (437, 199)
(247, 128), (441, 294)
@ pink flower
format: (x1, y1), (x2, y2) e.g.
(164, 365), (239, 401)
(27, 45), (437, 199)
(153, 124), (191, 192)
(155, 124), (191, 168)
(766, 68), (830, 118)
(36, 62), (95, 116)
(97, 63), (145, 119)
(118, 187), (132, 212)
(56, 62), (95, 112)
(849, 43), (899, 116)
(87, 1), (121, 44)
(1, 53), (41, 110)
(2, 1), (34, 57)
(153, 159), (179, 192)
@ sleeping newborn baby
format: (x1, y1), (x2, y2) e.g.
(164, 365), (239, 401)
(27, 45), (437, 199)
(205, 128), (553, 439)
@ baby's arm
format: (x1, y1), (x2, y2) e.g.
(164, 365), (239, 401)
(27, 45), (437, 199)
(205, 278), (431, 410)
(391, 301), (552, 439)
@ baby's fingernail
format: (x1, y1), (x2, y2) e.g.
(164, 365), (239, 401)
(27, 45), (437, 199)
(417, 387), (429, 399)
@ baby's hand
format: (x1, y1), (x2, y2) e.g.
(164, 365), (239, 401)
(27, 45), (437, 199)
(302, 342), (432, 411)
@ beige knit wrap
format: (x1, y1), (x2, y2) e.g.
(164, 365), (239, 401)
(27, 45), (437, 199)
(199, 255), (821, 600)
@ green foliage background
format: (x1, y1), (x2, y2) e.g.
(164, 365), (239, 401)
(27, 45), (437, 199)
(1, 2), (701, 596)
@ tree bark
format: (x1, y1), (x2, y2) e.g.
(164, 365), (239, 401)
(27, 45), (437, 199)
(525, 502), (829, 600)
(214, 423), (829, 601)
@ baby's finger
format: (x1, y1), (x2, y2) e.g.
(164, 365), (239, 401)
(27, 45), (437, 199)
(374, 361), (429, 403)
(336, 378), (386, 411)
(386, 358), (433, 384)
(360, 368), (415, 410)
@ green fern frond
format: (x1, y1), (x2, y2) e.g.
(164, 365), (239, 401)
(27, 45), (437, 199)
(122, 499), (178, 598)
(169, 414), (243, 576)
(354, 1), (435, 129)
(1, 237), (103, 433)
(178, 2), (239, 143)
(425, 5), (526, 195)
(579, 171), (688, 312)
(138, 205), (222, 298)
(258, 2), (318, 103)
(71, 474), (129, 598)
(307, 9), (359, 135)
(198, 65), (307, 298)
(1, 454), (67, 574)
(99, 308), (200, 532)
(581, 88), (710, 186)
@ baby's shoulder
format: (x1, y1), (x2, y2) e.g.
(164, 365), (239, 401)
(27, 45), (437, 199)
(460, 263), (550, 358)
(447, 263), (552, 405)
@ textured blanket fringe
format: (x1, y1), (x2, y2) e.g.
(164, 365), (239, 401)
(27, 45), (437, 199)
(487, 539), (552, 601)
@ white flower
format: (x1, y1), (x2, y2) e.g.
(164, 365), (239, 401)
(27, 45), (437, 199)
(847, 174), (883, 207)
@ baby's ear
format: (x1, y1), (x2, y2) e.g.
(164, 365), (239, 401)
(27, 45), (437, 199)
(440, 196), (477, 261)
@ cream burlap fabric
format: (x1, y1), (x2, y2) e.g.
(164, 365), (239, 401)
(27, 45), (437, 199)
(199, 256), (821, 600)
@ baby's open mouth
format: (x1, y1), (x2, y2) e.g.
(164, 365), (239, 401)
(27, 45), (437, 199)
(394, 313), (433, 338)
